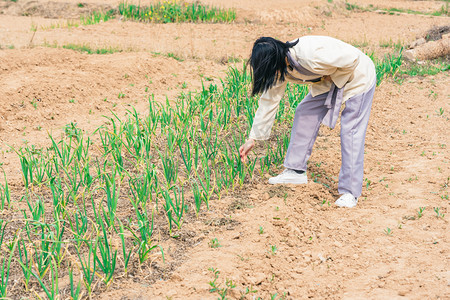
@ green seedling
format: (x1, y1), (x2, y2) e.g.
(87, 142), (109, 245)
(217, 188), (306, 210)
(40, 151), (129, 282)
(417, 207), (425, 219)
(94, 216), (117, 285)
(434, 207), (445, 219)
(270, 245), (278, 255)
(384, 227), (393, 236)
(69, 267), (82, 300)
(76, 242), (97, 296)
(118, 219), (133, 275)
(0, 226), (19, 298)
(161, 186), (185, 232)
(209, 238), (221, 248)
(0, 170), (10, 210)
(208, 267), (236, 299)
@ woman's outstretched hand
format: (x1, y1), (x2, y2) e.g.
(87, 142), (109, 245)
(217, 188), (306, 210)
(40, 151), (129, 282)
(239, 138), (255, 163)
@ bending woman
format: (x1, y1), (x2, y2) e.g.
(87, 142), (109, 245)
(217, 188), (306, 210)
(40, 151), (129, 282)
(239, 36), (376, 208)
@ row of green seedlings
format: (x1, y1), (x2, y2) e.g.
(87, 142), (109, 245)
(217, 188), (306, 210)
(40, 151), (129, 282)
(0, 51), (406, 297)
(0, 65), (303, 297)
(1, 183), (161, 296)
(92, 68), (301, 229)
(118, 1), (236, 23)
(49, 1), (236, 29)
(0, 163), (163, 298)
(11, 64), (305, 225)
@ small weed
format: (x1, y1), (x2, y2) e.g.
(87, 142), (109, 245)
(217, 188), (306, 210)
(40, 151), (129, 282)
(345, 2), (362, 11)
(436, 108), (444, 116)
(270, 245), (277, 255)
(320, 199), (330, 207)
(69, 98), (75, 103)
(64, 122), (82, 139)
(167, 53), (184, 62)
(433, 207), (445, 219)
(240, 285), (257, 298)
(429, 90), (438, 99)
(118, 93), (126, 99)
(30, 98), (38, 109)
(351, 40), (369, 48)
(399, 59), (449, 78)
(384, 227), (393, 236)
(258, 226), (264, 234)
(364, 178), (372, 190)
(379, 38), (403, 51)
(208, 267), (236, 299)
(209, 238), (221, 248)
(417, 207), (425, 219)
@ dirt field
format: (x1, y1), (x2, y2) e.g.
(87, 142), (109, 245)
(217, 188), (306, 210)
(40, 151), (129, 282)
(0, 0), (449, 299)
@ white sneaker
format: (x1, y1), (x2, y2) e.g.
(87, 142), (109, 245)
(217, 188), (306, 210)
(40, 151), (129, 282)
(335, 193), (358, 208)
(268, 169), (308, 185)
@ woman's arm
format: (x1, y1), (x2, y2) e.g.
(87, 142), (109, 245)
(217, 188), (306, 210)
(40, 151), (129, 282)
(249, 80), (287, 140)
(240, 80), (287, 162)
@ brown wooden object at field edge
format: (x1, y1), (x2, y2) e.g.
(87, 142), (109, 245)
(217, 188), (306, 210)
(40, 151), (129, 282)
(405, 33), (450, 61)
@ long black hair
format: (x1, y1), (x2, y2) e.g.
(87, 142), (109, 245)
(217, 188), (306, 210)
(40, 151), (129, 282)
(249, 37), (299, 96)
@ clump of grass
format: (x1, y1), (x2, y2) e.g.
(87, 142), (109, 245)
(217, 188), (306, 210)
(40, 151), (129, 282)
(384, 227), (393, 236)
(380, 4), (449, 17)
(398, 59), (449, 78)
(118, 1), (236, 23)
(0, 45), (15, 50)
(167, 52), (184, 62)
(433, 207), (445, 219)
(371, 49), (403, 85)
(208, 267), (236, 299)
(345, 2), (363, 11)
(431, 4), (449, 16)
(379, 39), (403, 51)
(80, 9), (116, 25)
(346, 2), (449, 16)
(62, 43), (123, 54)
(417, 207), (426, 219)
(45, 1), (235, 29)
(209, 238), (221, 248)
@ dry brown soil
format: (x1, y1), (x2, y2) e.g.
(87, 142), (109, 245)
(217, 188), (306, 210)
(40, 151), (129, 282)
(0, 0), (449, 299)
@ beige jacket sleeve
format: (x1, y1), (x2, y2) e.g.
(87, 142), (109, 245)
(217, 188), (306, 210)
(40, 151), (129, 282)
(249, 80), (287, 140)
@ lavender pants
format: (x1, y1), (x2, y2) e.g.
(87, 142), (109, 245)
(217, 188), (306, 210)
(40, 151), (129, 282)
(284, 84), (375, 197)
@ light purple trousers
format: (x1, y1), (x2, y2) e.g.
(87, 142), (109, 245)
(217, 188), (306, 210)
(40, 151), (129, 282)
(284, 84), (375, 198)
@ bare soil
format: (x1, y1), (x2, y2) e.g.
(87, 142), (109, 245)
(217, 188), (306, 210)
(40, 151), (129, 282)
(0, 0), (449, 299)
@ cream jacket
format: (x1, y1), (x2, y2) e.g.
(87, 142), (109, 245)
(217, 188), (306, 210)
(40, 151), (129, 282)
(249, 35), (376, 140)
